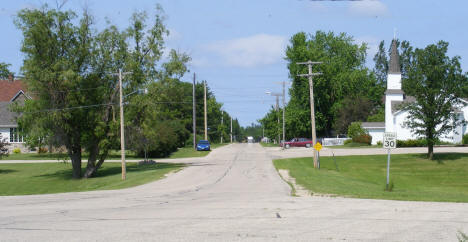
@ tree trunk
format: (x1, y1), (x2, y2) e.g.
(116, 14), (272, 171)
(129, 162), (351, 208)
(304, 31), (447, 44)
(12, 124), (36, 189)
(428, 144), (434, 160)
(70, 145), (82, 179)
(84, 143), (99, 178)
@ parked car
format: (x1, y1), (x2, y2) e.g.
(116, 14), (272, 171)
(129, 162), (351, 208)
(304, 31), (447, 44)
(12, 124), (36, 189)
(196, 140), (211, 151)
(281, 138), (313, 149)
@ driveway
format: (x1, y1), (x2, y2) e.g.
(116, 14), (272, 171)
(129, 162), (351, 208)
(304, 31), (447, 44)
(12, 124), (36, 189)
(0, 143), (467, 241)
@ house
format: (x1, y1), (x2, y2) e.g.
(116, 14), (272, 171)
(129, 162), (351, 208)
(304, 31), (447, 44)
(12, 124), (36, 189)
(0, 77), (29, 152)
(362, 39), (468, 145)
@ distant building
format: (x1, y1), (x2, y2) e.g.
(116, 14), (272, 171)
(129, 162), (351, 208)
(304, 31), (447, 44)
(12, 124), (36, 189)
(363, 39), (468, 144)
(0, 77), (30, 152)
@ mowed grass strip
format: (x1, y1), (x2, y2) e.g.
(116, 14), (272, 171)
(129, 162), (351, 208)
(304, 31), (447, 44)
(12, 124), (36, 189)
(0, 162), (184, 196)
(3, 143), (228, 160)
(274, 153), (468, 202)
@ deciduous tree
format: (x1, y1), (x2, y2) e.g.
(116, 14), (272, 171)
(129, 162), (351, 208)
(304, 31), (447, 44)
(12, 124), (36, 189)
(402, 41), (467, 159)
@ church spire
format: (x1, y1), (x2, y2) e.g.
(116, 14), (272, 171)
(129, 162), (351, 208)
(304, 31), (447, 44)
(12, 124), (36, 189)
(389, 39), (401, 74)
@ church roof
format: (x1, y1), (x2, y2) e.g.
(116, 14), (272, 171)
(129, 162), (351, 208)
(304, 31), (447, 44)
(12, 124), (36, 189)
(391, 96), (416, 113)
(385, 89), (405, 95)
(362, 122), (385, 129)
(389, 39), (401, 74)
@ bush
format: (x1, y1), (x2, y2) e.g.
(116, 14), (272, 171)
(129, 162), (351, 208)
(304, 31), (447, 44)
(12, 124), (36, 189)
(377, 141), (382, 146)
(352, 134), (372, 145)
(396, 139), (427, 147)
(347, 122), (367, 139)
(343, 139), (352, 145)
(463, 134), (468, 145)
(38, 147), (48, 154)
(13, 148), (21, 154)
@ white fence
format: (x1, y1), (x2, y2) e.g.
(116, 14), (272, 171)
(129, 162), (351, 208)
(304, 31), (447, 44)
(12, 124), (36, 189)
(322, 138), (350, 146)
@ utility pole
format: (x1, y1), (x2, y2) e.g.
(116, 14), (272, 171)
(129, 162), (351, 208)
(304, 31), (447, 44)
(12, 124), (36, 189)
(297, 61), (322, 168)
(282, 81), (286, 146)
(192, 73), (196, 149)
(113, 68), (132, 180)
(230, 117), (233, 143)
(204, 81), (208, 140)
(221, 110), (224, 144)
(266, 92), (283, 144)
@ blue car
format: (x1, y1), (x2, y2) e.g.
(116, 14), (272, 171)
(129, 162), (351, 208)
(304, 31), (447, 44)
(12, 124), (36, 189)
(196, 140), (211, 151)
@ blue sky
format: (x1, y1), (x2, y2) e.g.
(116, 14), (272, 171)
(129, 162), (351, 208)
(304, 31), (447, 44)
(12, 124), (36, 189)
(1, 0), (468, 126)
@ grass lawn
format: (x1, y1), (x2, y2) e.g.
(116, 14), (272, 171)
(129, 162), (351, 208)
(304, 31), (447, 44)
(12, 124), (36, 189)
(3, 143), (229, 160)
(274, 153), (468, 202)
(260, 142), (279, 148)
(0, 162), (184, 196)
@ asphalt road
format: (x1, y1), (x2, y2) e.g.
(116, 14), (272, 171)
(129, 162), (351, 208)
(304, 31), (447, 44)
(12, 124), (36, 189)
(1, 144), (467, 241)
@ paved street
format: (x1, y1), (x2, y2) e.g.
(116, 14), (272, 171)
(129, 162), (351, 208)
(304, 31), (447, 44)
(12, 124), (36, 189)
(1, 144), (467, 241)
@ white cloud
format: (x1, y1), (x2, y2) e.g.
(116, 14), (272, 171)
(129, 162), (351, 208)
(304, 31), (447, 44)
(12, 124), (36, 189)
(202, 34), (287, 68)
(348, 0), (389, 17)
(354, 35), (380, 57)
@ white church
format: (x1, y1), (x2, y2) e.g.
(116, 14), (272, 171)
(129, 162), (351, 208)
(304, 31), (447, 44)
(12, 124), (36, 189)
(362, 39), (468, 145)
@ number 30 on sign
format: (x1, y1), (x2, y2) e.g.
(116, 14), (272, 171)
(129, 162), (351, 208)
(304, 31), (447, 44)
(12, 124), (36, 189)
(383, 132), (397, 149)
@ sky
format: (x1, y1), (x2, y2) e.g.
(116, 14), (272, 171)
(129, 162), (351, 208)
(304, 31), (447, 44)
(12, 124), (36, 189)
(1, 0), (468, 126)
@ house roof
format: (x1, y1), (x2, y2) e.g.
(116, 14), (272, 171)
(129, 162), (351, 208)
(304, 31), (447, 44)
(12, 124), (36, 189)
(389, 39), (401, 74)
(362, 122), (385, 129)
(0, 79), (27, 102)
(0, 102), (18, 127)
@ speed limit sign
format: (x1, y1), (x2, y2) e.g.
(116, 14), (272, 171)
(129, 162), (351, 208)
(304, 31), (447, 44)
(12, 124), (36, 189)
(383, 132), (397, 149)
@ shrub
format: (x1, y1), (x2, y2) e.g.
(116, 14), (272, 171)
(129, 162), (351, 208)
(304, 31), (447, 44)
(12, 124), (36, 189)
(347, 122), (367, 139)
(343, 139), (352, 145)
(352, 134), (372, 145)
(463, 134), (468, 145)
(13, 148), (21, 154)
(377, 141), (382, 146)
(396, 139), (427, 147)
(38, 147), (48, 154)
(0, 135), (8, 159)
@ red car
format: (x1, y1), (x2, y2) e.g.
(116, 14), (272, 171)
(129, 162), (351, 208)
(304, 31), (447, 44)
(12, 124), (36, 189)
(282, 138), (313, 149)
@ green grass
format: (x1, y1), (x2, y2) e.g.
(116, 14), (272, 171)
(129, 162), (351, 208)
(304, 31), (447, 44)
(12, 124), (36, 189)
(260, 142), (279, 147)
(0, 162), (184, 196)
(274, 153), (468, 202)
(3, 143), (229, 160)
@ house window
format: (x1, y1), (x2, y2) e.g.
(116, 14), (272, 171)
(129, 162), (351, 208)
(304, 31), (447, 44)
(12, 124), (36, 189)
(9, 128), (23, 143)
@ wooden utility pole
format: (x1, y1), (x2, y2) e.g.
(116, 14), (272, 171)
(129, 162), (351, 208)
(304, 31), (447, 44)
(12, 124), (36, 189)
(114, 68), (132, 180)
(204, 81), (208, 140)
(297, 61), (322, 168)
(192, 73), (196, 149)
(282, 81), (286, 146)
(266, 91), (283, 144)
(221, 110), (224, 143)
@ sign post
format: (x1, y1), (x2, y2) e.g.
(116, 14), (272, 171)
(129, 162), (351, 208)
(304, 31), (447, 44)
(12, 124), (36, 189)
(383, 132), (397, 190)
(314, 142), (323, 169)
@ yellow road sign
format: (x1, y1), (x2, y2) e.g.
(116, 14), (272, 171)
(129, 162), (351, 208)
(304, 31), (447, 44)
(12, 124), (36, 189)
(314, 142), (322, 151)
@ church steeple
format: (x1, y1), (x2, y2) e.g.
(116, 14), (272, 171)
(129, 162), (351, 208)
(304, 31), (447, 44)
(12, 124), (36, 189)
(389, 39), (401, 74)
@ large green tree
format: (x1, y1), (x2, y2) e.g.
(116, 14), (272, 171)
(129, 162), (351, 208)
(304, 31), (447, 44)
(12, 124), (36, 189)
(14, 5), (168, 178)
(0, 62), (12, 79)
(402, 41), (467, 159)
(283, 31), (382, 138)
